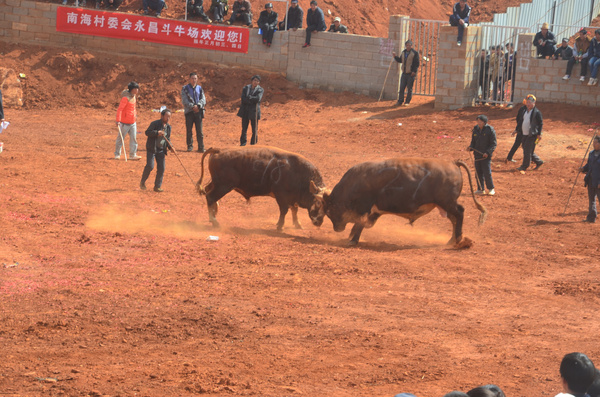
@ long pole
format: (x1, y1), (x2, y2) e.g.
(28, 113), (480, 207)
(164, 136), (196, 187)
(117, 123), (128, 162)
(563, 130), (598, 214)
(378, 58), (394, 102)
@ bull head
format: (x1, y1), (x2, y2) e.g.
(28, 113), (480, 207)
(308, 180), (329, 227)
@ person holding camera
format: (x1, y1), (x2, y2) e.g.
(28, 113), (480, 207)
(181, 72), (206, 152)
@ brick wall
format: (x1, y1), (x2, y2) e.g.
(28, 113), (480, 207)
(0, 0), (403, 99)
(514, 33), (600, 107)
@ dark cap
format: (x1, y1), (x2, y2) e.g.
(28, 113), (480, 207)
(579, 28), (588, 34)
(476, 114), (488, 124)
(562, 38), (568, 43)
(310, 0), (317, 5)
(251, 75), (261, 82)
(405, 40), (413, 46)
(265, 2), (273, 8)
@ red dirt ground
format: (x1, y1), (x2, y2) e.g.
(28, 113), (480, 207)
(1, 41), (600, 397)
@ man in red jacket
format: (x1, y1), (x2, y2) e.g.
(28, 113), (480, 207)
(115, 81), (141, 160)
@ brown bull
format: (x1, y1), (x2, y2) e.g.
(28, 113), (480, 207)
(321, 158), (487, 246)
(196, 146), (327, 230)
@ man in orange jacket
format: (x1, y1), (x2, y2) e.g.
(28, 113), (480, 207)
(115, 81), (141, 160)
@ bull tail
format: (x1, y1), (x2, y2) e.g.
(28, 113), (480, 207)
(455, 160), (487, 225)
(196, 148), (219, 196)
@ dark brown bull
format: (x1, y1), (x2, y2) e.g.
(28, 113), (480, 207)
(196, 146), (327, 230)
(321, 158), (487, 246)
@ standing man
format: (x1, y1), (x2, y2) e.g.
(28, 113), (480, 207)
(392, 40), (420, 107)
(563, 28), (591, 81)
(227, 0), (252, 27)
(478, 49), (490, 102)
(115, 81), (141, 160)
(237, 75), (263, 146)
(279, 0), (302, 31)
(533, 22), (557, 58)
(181, 72), (206, 152)
(467, 115), (497, 196)
(303, 0), (326, 48)
(258, 3), (278, 47)
(516, 94), (544, 172)
(580, 136), (600, 223)
(449, 0), (470, 46)
(140, 108), (172, 192)
(0, 88), (5, 124)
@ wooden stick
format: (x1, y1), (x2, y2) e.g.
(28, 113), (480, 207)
(563, 130), (598, 214)
(378, 58), (395, 102)
(117, 123), (128, 162)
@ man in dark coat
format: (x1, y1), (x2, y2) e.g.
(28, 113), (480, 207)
(468, 115), (497, 195)
(210, 0), (227, 23)
(237, 75), (264, 146)
(328, 17), (348, 33)
(141, 109), (172, 192)
(515, 94), (544, 171)
(580, 136), (600, 223)
(187, 0), (212, 22)
(227, 0), (252, 27)
(392, 40), (420, 107)
(303, 0), (326, 48)
(258, 3), (278, 47)
(554, 38), (574, 60)
(478, 49), (490, 102)
(449, 0), (470, 46)
(533, 22), (557, 58)
(279, 0), (302, 31)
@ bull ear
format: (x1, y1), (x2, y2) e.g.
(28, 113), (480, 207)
(309, 180), (320, 194)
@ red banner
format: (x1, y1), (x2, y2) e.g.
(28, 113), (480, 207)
(56, 6), (249, 53)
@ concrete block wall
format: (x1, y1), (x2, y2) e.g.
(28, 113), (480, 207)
(514, 33), (600, 107)
(285, 28), (398, 98)
(434, 25), (480, 110)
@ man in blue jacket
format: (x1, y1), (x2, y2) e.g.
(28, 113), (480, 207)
(587, 29), (600, 86)
(580, 136), (600, 223)
(516, 94), (544, 172)
(449, 0), (470, 46)
(303, 0), (326, 48)
(181, 72), (206, 152)
(279, 0), (302, 31)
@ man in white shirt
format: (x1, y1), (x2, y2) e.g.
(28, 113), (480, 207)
(515, 94), (544, 171)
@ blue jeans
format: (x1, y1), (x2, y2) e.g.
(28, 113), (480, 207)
(474, 156), (494, 190)
(589, 56), (600, 78)
(141, 150), (166, 189)
(449, 15), (466, 42)
(114, 122), (137, 157)
(587, 184), (599, 222)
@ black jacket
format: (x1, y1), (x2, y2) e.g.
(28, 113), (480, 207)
(393, 48), (420, 74)
(281, 5), (303, 29)
(258, 10), (278, 29)
(306, 6), (326, 31)
(145, 119), (171, 154)
(533, 31), (556, 47)
(515, 105), (543, 136)
(554, 45), (573, 60)
(469, 124), (497, 158)
(237, 84), (264, 120)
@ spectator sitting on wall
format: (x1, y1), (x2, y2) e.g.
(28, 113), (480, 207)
(143, 0), (166, 17)
(587, 29), (600, 86)
(258, 3), (278, 47)
(302, 0), (326, 48)
(564, 28), (591, 81)
(533, 22), (557, 58)
(209, 0), (228, 23)
(449, 0), (471, 46)
(279, 0), (303, 31)
(328, 17), (348, 33)
(188, 0), (212, 22)
(554, 38), (574, 60)
(227, 0), (252, 27)
(100, 0), (122, 10)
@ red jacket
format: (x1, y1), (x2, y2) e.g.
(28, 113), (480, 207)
(116, 89), (136, 124)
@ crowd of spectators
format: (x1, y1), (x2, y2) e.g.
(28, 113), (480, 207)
(393, 352), (599, 397)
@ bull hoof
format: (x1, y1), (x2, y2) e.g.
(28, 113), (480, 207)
(294, 223), (303, 230)
(347, 240), (358, 247)
(276, 225), (284, 232)
(210, 220), (221, 228)
(454, 237), (473, 249)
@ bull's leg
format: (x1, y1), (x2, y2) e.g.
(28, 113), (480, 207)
(206, 185), (233, 228)
(275, 199), (289, 231)
(348, 223), (365, 246)
(290, 204), (302, 229)
(445, 204), (464, 245)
